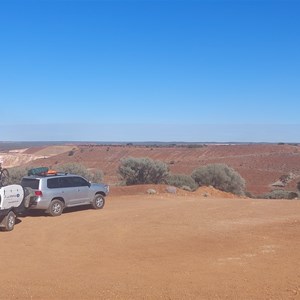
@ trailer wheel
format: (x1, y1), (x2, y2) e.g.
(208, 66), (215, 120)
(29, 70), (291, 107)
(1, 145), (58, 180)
(1, 211), (16, 231)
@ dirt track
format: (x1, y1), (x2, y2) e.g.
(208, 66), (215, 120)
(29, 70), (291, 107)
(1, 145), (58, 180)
(2, 192), (300, 299)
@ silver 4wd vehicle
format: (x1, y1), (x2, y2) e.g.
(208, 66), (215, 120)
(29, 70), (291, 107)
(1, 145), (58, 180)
(20, 173), (109, 216)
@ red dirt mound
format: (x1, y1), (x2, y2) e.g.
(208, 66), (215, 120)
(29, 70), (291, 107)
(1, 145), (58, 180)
(109, 184), (189, 197)
(109, 184), (240, 199)
(193, 186), (241, 199)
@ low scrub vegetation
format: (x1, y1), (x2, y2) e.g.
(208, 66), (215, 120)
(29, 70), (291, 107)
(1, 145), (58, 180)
(191, 163), (246, 195)
(118, 158), (246, 193)
(6, 163), (103, 185)
(118, 157), (169, 185)
(165, 174), (198, 191)
(57, 163), (103, 182)
(6, 166), (31, 185)
(260, 190), (299, 200)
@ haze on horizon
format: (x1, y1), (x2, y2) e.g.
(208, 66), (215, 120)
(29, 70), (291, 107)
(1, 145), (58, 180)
(0, 0), (299, 142)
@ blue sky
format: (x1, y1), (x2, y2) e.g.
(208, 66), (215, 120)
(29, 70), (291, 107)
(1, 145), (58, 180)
(0, 0), (299, 142)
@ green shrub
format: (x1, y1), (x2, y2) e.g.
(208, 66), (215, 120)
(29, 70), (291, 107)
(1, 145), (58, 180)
(245, 191), (254, 198)
(181, 185), (192, 192)
(118, 157), (169, 185)
(191, 163), (246, 195)
(165, 174), (198, 191)
(6, 164), (103, 185)
(57, 163), (89, 177)
(57, 163), (103, 182)
(90, 169), (104, 183)
(6, 166), (31, 185)
(260, 190), (299, 199)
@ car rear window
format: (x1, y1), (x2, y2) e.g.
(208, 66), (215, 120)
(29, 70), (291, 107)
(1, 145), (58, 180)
(21, 178), (40, 189)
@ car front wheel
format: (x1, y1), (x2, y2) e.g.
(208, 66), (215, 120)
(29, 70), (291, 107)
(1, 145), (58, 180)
(91, 194), (105, 209)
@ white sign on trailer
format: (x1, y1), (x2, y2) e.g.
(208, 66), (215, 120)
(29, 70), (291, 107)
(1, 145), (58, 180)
(0, 185), (24, 210)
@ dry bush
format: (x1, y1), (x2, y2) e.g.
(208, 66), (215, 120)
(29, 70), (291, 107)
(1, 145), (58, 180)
(118, 157), (169, 185)
(166, 174), (198, 191)
(260, 190), (299, 200)
(6, 164), (103, 185)
(192, 163), (246, 195)
(57, 163), (103, 182)
(6, 166), (31, 185)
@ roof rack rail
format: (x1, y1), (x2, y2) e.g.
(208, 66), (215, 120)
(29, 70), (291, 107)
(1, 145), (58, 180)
(28, 167), (49, 176)
(27, 167), (68, 177)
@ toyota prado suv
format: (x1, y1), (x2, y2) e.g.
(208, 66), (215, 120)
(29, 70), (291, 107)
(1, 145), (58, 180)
(21, 172), (109, 216)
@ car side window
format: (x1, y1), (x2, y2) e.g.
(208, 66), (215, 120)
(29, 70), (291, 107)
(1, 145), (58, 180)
(47, 178), (60, 189)
(70, 176), (89, 187)
(59, 177), (73, 188)
(47, 176), (89, 188)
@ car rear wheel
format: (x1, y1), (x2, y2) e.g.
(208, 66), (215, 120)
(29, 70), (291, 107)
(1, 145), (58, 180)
(48, 199), (64, 216)
(91, 194), (105, 209)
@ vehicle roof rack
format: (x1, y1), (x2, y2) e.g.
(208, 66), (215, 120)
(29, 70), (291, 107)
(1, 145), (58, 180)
(27, 167), (68, 177)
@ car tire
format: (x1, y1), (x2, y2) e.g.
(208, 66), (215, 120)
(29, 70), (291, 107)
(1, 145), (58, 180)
(48, 199), (64, 217)
(1, 211), (16, 231)
(91, 194), (105, 209)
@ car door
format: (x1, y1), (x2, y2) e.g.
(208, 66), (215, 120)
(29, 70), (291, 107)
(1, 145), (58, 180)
(68, 176), (90, 206)
(57, 177), (77, 206)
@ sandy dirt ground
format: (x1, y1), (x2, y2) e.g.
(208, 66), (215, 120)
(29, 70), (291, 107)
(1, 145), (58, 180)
(2, 191), (300, 299)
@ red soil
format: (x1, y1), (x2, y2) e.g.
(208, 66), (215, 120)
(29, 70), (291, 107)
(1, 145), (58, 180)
(15, 144), (300, 195)
(2, 191), (300, 299)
